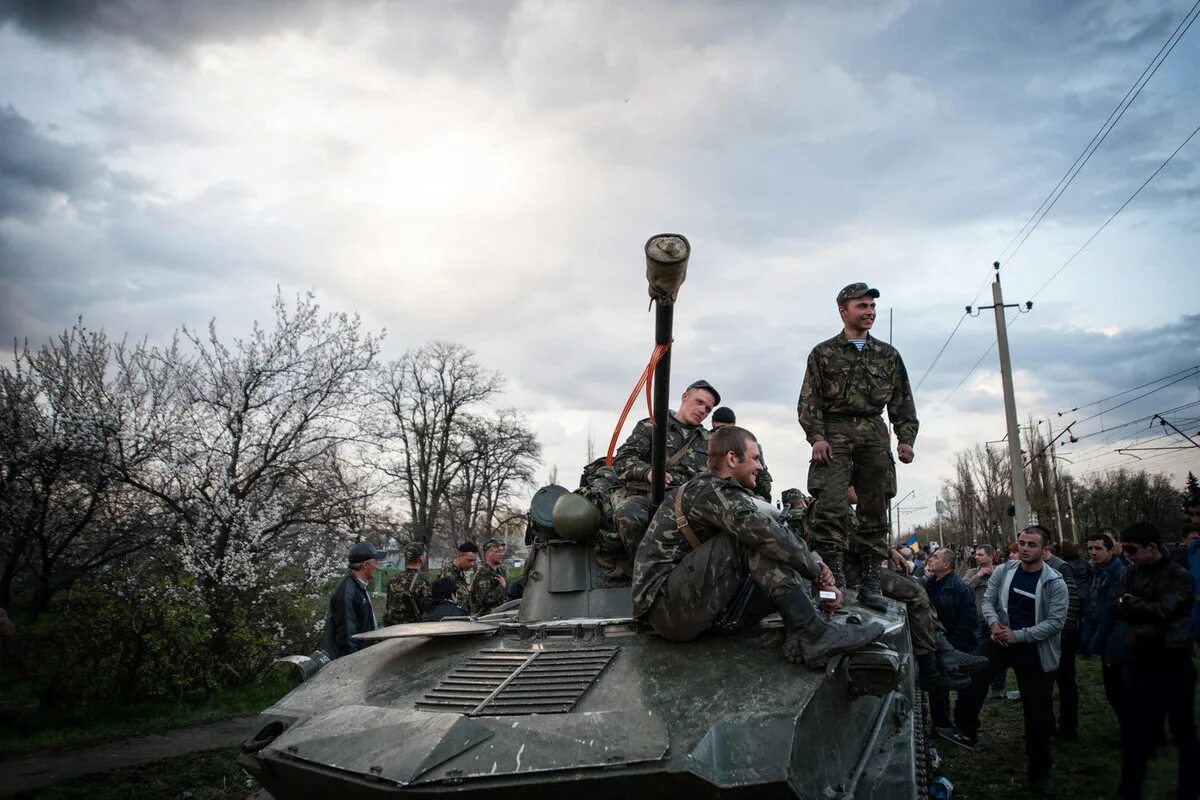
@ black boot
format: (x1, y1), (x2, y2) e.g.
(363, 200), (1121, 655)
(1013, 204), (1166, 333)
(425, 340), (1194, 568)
(935, 631), (989, 676)
(776, 589), (884, 668)
(918, 651), (971, 690)
(825, 550), (847, 590)
(857, 556), (889, 612)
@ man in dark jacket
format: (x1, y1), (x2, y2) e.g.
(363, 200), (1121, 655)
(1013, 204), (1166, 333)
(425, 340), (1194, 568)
(323, 541), (384, 659)
(1046, 541), (1083, 740)
(923, 547), (978, 731)
(1080, 530), (1127, 730)
(422, 578), (470, 621)
(1111, 522), (1198, 800)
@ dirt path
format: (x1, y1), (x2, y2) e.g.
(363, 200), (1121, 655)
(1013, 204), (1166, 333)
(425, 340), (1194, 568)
(0, 715), (260, 796)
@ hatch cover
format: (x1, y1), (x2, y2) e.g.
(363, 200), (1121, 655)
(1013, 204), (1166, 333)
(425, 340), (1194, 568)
(416, 647), (618, 716)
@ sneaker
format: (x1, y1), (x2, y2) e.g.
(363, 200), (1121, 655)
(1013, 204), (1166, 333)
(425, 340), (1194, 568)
(933, 725), (977, 751)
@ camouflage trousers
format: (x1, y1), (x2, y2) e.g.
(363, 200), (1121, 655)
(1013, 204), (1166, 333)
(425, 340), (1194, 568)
(613, 491), (656, 558)
(879, 569), (938, 656)
(807, 416), (895, 562)
(644, 533), (807, 643)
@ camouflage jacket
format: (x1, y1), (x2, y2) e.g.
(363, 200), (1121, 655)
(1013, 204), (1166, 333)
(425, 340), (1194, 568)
(631, 472), (824, 617)
(440, 562), (475, 615)
(612, 415), (711, 492)
(470, 562), (508, 616)
(797, 332), (919, 446)
(384, 568), (434, 626)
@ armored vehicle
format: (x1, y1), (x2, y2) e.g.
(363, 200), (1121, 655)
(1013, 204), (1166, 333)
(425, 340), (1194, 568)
(238, 236), (928, 798)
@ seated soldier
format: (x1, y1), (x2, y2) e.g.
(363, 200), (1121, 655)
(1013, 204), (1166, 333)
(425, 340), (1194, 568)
(384, 542), (433, 626)
(632, 425), (884, 666)
(422, 578), (470, 621)
(612, 379), (720, 557)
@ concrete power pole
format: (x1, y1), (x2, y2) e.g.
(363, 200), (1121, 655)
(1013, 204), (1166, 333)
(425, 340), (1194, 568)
(968, 262), (1032, 540)
(1045, 419), (1064, 542)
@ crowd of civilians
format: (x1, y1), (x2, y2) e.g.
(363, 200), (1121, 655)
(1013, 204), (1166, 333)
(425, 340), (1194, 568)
(916, 495), (1200, 799)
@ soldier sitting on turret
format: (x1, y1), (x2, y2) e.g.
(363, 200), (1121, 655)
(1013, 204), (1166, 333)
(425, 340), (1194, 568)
(384, 542), (434, 626)
(631, 425), (884, 667)
(611, 379), (719, 558)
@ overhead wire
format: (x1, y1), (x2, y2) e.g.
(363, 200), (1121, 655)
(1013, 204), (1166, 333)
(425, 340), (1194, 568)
(1056, 364), (1200, 415)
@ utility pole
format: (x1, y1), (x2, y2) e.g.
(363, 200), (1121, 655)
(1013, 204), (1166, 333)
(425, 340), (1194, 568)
(1045, 419), (1064, 543)
(1065, 481), (1077, 544)
(967, 262), (1033, 540)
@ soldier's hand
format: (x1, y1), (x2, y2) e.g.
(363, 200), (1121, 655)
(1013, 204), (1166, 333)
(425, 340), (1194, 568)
(816, 562), (835, 589)
(811, 440), (833, 465)
(817, 584), (842, 617)
(888, 548), (908, 573)
(897, 443), (914, 464)
(497, 575), (507, 588)
(646, 469), (673, 485)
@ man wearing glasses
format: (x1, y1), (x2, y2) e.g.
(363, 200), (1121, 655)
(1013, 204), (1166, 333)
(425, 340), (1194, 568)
(1111, 522), (1198, 800)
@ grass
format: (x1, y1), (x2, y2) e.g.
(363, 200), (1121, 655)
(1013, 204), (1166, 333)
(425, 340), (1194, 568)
(0, 675), (292, 758)
(14, 746), (256, 800)
(937, 654), (1199, 799)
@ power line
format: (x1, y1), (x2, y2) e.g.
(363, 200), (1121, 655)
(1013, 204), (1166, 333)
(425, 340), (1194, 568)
(1056, 364), (1200, 415)
(913, 272), (1003, 393)
(995, 0), (1200, 268)
(1074, 370), (1200, 425)
(1029, 119), (1200, 300)
(1070, 399), (1200, 444)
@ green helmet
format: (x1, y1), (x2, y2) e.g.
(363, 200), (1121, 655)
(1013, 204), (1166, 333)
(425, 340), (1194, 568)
(552, 493), (601, 543)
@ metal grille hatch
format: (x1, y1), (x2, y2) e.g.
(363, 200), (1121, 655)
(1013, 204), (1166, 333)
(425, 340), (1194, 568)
(416, 647), (618, 716)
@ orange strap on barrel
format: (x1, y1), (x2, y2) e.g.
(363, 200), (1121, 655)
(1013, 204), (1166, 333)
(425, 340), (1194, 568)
(605, 340), (672, 467)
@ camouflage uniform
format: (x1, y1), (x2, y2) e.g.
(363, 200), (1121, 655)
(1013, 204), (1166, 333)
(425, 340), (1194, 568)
(440, 562), (475, 615)
(799, 331), (918, 562)
(612, 415), (711, 556)
(384, 568), (434, 626)
(469, 562), (508, 616)
(632, 472), (824, 642)
(577, 458), (622, 555)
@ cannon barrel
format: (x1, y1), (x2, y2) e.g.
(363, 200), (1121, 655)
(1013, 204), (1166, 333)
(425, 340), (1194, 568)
(644, 234), (690, 509)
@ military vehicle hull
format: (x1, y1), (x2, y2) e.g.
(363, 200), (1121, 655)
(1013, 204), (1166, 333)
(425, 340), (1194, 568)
(239, 598), (921, 799)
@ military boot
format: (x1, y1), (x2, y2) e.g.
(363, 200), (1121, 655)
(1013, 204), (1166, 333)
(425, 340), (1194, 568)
(825, 550), (847, 590)
(857, 557), (889, 612)
(917, 652), (970, 690)
(776, 589), (885, 668)
(935, 631), (990, 677)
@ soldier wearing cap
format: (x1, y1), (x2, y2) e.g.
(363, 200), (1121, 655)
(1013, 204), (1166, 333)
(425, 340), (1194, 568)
(611, 379), (721, 558)
(442, 541), (479, 615)
(798, 282), (918, 612)
(384, 541), (434, 625)
(470, 538), (509, 616)
(711, 407), (773, 503)
(322, 541), (385, 659)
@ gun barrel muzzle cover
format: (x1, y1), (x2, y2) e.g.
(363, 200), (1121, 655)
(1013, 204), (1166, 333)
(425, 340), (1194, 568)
(645, 233), (690, 305)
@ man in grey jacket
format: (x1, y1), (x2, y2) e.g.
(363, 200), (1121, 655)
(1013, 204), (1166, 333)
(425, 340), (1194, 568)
(937, 525), (1068, 798)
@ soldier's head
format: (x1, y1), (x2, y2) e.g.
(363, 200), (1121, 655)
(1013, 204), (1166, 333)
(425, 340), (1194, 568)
(482, 537), (506, 567)
(836, 282), (879, 334)
(677, 380), (720, 426)
(404, 542), (427, 569)
(453, 541), (479, 570)
(708, 425), (762, 489)
(711, 406), (736, 430)
(431, 578), (458, 605)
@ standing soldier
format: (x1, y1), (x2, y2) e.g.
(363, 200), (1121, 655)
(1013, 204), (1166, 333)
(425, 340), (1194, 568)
(384, 542), (434, 625)
(441, 541), (479, 615)
(799, 282), (918, 611)
(470, 538), (509, 616)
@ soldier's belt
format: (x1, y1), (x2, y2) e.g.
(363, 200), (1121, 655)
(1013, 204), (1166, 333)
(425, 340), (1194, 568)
(823, 412), (882, 421)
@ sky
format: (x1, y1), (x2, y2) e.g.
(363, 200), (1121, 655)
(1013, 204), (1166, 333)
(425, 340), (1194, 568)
(1, 0), (1198, 535)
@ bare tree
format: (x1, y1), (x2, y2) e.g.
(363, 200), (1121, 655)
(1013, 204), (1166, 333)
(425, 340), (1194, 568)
(372, 341), (501, 545)
(448, 409), (540, 540)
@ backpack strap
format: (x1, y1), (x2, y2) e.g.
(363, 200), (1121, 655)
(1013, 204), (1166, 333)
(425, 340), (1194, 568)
(665, 430), (702, 470)
(673, 489), (702, 550)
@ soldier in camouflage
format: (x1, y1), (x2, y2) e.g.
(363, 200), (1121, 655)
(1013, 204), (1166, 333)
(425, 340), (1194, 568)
(799, 282), (919, 612)
(384, 542), (434, 625)
(469, 538), (509, 616)
(612, 379), (720, 558)
(711, 407), (773, 502)
(632, 425), (884, 667)
(441, 541), (479, 615)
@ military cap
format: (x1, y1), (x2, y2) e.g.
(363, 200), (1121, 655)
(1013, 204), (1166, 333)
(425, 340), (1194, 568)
(711, 407), (736, 425)
(686, 379), (721, 405)
(348, 541), (385, 564)
(403, 541), (426, 561)
(482, 537), (505, 551)
(457, 541), (480, 554)
(836, 282), (880, 306)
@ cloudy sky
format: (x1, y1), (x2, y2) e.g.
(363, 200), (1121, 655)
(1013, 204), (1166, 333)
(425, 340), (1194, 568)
(2, 0), (1198, 533)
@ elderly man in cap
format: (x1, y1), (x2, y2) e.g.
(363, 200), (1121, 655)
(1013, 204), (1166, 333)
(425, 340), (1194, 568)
(384, 542), (433, 625)
(612, 379), (721, 558)
(442, 541), (479, 614)
(470, 538), (509, 616)
(712, 407), (773, 502)
(323, 541), (384, 659)
(799, 282), (918, 612)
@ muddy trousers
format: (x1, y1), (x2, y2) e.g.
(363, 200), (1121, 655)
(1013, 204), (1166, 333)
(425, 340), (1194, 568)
(644, 533), (809, 643)
(1119, 654), (1199, 800)
(806, 416), (894, 563)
